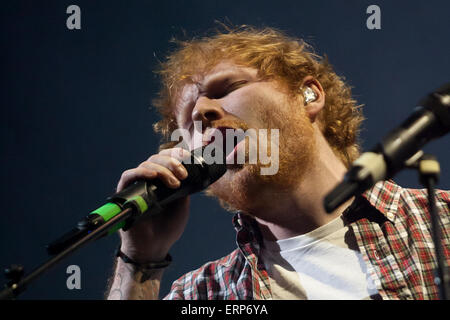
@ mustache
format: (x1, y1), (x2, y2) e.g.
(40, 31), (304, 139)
(209, 118), (250, 132)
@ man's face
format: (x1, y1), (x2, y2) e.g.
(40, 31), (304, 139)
(173, 62), (317, 213)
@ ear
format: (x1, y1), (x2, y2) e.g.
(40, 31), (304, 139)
(301, 76), (325, 122)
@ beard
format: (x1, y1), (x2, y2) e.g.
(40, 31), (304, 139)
(205, 101), (317, 214)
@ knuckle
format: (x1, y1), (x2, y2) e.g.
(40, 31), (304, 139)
(169, 158), (182, 169)
(138, 161), (148, 168)
(169, 147), (189, 159)
(120, 169), (132, 179)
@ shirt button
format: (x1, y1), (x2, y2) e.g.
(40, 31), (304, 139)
(373, 250), (380, 260)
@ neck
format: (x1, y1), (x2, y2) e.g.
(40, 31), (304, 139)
(253, 127), (354, 241)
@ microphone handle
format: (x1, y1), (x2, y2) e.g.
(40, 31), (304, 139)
(46, 163), (207, 255)
(47, 146), (227, 255)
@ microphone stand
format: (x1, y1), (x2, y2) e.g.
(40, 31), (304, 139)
(0, 207), (133, 300)
(414, 154), (449, 300)
(0, 147), (226, 300)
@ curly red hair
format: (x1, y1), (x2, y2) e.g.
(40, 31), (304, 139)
(152, 25), (364, 167)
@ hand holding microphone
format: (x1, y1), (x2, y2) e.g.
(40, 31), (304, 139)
(0, 145), (226, 300)
(46, 145), (227, 263)
(117, 147), (194, 263)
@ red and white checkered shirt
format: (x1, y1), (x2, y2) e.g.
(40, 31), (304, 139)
(164, 180), (450, 300)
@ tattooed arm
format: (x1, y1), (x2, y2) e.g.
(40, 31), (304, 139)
(106, 258), (164, 300)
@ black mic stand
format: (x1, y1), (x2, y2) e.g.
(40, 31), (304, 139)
(0, 207), (134, 300)
(0, 146), (227, 300)
(412, 154), (449, 300)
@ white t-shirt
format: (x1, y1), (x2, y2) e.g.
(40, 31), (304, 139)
(260, 215), (380, 300)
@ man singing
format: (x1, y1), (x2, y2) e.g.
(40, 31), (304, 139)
(106, 26), (449, 300)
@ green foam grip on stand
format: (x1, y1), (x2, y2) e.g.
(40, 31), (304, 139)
(90, 202), (125, 235)
(127, 195), (149, 214)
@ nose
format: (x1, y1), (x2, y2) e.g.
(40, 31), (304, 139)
(191, 97), (225, 129)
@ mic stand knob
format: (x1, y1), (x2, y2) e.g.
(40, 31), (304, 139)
(4, 264), (24, 294)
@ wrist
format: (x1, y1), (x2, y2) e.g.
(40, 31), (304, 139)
(119, 242), (168, 264)
(116, 248), (172, 269)
(115, 246), (171, 283)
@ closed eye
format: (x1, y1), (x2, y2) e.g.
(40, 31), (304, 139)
(184, 80), (248, 130)
(206, 80), (248, 100)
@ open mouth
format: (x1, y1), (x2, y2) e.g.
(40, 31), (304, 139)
(203, 126), (246, 164)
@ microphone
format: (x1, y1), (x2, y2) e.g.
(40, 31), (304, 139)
(324, 83), (450, 213)
(47, 145), (227, 254)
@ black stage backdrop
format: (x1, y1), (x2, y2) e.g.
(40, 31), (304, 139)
(0, 0), (449, 299)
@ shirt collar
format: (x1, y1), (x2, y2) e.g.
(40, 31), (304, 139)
(232, 179), (401, 242)
(361, 180), (401, 223)
(232, 212), (262, 243)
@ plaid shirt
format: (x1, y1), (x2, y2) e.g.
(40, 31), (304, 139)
(164, 180), (450, 300)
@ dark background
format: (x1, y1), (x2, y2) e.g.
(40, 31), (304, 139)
(0, 0), (449, 299)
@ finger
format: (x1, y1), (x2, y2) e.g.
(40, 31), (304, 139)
(158, 147), (191, 161)
(147, 154), (188, 180)
(138, 161), (181, 188)
(117, 167), (157, 192)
